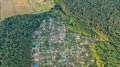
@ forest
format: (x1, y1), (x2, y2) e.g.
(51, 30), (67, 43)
(0, 11), (58, 67)
(0, 0), (120, 67)
(54, 0), (120, 67)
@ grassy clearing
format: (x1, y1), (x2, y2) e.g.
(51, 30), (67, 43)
(29, 0), (53, 13)
(1, 0), (32, 18)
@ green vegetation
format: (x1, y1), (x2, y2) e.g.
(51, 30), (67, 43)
(53, 0), (120, 66)
(32, 16), (98, 67)
(94, 42), (120, 67)
(0, 0), (119, 67)
(0, 12), (57, 67)
(29, 0), (53, 13)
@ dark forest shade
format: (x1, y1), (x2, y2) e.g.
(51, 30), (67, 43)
(0, 11), (58, 67)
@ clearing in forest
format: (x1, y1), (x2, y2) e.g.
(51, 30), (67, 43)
(31, 17), (100, 67)
(29, 0), (53, 13)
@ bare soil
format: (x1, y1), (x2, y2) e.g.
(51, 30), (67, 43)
(1, 0), (32, 18)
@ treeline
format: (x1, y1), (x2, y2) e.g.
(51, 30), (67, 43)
(54, 0), (120, 44)
(0, 0), (120, 66)
(53, 0), (120, 67)
(0, 11), (57, 67)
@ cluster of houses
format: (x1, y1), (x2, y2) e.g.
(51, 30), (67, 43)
(31, 17), (99, 66)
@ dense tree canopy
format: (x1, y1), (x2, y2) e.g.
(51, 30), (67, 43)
(0, 12), (58, 67)
(53, 0), (120, 67)
(54, 0), (120, 44)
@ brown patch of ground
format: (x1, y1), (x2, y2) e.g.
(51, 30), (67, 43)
(0, 1), (1, 19)
(1, 0), (32, 18)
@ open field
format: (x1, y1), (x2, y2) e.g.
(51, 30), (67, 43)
(1, 0), (53, 18)
(1, 0), (32, 18)
(29, 0), (53, 13)
(0, 1), (1, 20)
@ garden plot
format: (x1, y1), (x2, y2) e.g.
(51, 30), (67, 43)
(32, 17), (100, 67)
